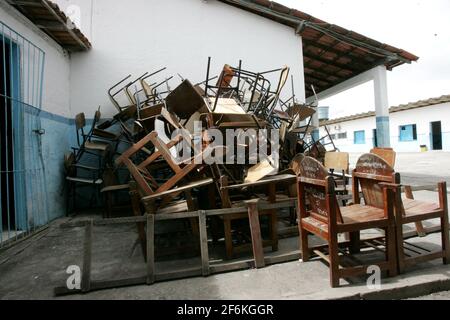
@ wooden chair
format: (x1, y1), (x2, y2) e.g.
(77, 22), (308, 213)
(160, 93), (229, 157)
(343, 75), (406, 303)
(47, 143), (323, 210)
(371, 148), (396, 168)
(115, 131), (216, 197)
(324, 152), (350, 197)
(393, 182), (449, 273)
(116, 131), (219, 258)
(100, 167), (130, 219)
(356, 154), (450, 273)
(298, 156), (398, 287)
(64, 152), (103, 215)
(74, 112), (112, 164)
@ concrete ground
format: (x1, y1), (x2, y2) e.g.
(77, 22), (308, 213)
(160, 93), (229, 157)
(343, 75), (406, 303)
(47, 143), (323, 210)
(1, 152), (450, 300)
(411, 291), (450, 300)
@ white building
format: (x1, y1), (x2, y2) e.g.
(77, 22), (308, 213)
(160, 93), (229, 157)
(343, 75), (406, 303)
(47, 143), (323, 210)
(319, 95), (450, 153)
(0, 0), (417, 243)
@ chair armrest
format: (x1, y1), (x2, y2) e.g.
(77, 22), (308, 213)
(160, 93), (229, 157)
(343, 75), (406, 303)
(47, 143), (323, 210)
(141, 178), (213, 202)
(379, 182), (402, 190)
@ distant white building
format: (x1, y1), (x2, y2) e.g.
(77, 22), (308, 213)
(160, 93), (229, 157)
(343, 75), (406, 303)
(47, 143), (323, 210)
(319, 95), (450, 153)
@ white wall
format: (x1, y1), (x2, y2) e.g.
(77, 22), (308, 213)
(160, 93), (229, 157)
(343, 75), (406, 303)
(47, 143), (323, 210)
(0, 2), (71, 117)
(320, 102), (450, 152)
(57, 0), (305, 117)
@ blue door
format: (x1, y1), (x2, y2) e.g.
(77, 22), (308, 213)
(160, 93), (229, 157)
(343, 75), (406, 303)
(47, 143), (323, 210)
(1, 22), (47, 245)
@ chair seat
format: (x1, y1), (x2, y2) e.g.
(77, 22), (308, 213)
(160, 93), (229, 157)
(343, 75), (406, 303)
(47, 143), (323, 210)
(302, 205), (387, 236)
(67, 176), (103, 185)
(340, 204), (386, 224)
(93, 128), (119, 140)
(401, 198), (442, 221)
(157, 200), (189, 215)
(85, 141), (111, 152)
(101, 184), (130, 193)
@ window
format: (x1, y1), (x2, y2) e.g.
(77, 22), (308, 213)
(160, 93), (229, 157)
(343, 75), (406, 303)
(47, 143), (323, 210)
(354, 130), (365, 144)
(399, 124), (417, 142)
(337, 132), (347, 140)
(330, 134), (337, 140)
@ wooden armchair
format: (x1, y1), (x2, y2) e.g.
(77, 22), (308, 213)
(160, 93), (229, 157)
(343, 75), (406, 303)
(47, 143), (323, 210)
(356, 154), (450, 273)
(298, 156), (398, 287)
(393, 182), (449, 273)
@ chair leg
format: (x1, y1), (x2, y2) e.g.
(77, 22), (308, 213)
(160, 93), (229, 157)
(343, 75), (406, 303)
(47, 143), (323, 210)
(105, 192), (113, 219)
(329, 233), (340, 288)
(66, 182), (72, 216)
(441, 215), (450, 265)
(395, 221), (406, 274)
(270, 212), (278, 252)
(439, 182), (450, 265)
(386, 225), (398, 277)
(224, 217), (233, 259)
(349, 231), (360, 254)
(72, 184), (77, 215)
(300, 226), (309, 262)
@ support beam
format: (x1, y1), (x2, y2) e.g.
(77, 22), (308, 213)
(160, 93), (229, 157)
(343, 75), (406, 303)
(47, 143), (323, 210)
(307, 65), (391, 148)
(373, 66), (391, 148)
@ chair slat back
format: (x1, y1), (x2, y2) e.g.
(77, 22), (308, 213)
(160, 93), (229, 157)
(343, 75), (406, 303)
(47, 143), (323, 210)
(141, 78), (153, 98)
(149, 132), (182, 173)
(299, 157), (342, 223)
(354, 153), (396, 209)
(324, 152), (349, 173)
(216, 64), (234, 88)
(75, 113), (86, 130)
(370, 148), (396, 168)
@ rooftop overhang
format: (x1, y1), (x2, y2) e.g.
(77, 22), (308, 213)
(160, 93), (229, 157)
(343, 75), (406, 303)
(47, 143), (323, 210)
(218, 0), (419, 99)
(6, 0), (91, 52)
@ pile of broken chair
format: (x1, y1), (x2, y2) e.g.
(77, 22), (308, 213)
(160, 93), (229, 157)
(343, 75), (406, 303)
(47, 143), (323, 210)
(59, 59), (449, 294)
(108, 59), (314, 260)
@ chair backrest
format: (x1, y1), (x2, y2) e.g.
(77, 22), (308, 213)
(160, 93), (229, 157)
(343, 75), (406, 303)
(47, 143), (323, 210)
(166, 79), (206, 120)
(75, 113), (86, 146)
(275, 66), (290, 96)
(353, 153), (398, 209)
(299, 157), (343, 223)
(75, 113), (86, 130)
(287, 104), (316, 122)
(324, 152), (349, 173)
(289, 153), (305, 176)
(216, 64), (235, 88)
(141, 78), (153, 98)
(370, 147), (396, 168)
